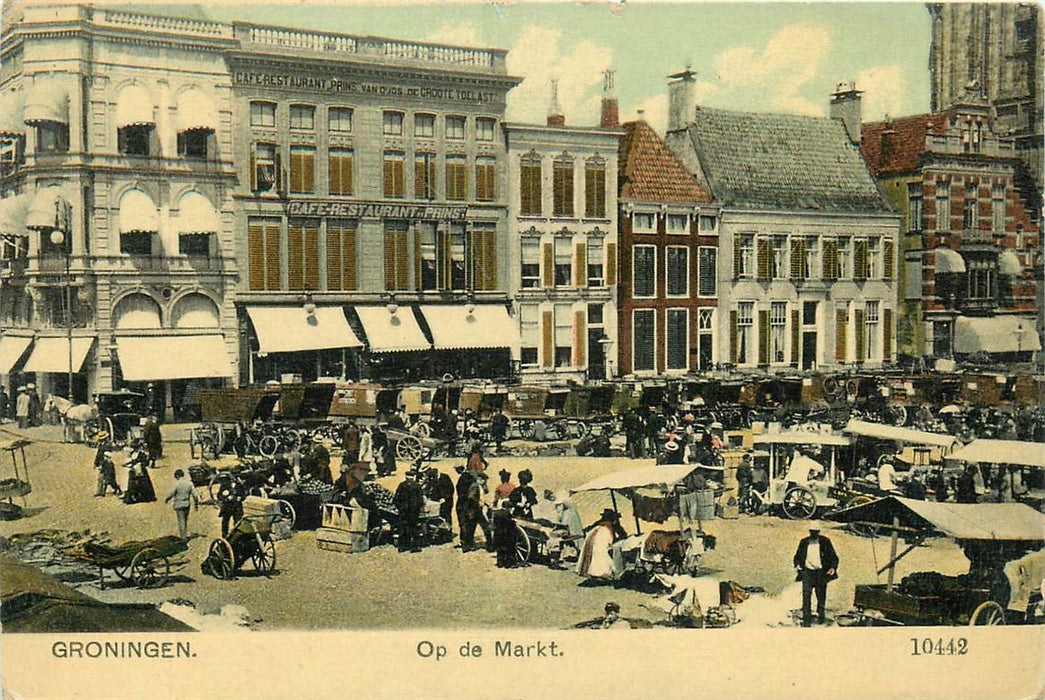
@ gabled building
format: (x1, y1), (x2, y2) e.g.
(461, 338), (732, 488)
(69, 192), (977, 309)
(666, 75), (901, 373)
(860, 89), (1040, 362)
(617, 112), (717, 376)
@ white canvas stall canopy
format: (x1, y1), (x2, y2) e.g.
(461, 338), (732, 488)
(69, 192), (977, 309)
(354, 306), (429, 353)
(830, 496), (1045, 541)
(752, 431), (854, 446)
(844, 419), (959, 449)
(247, 306), (362, 354)
(419, 304), (519, 350)
(949, 440), (1045, 469)
(115, 335), (232, 381)
(952, 316), (1041, 354)
(0, 336), (33, 374)
(21, 337), (94, 373)
(572, 463), (706, 493)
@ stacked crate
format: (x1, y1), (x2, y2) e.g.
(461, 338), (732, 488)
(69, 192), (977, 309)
(316, 503), (369, 553)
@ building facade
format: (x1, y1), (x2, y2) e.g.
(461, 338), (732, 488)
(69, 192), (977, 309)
(861, 92), (1040, 362)
(0, 5), (239, 418)
(617, 114), (718, 377)
(666, 77), (901, 373)
(503, 79), (621, 383)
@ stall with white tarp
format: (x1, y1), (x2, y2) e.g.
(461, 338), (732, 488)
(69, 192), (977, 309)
(948, 439), (1045, 469)
(843, 419), (960, 449)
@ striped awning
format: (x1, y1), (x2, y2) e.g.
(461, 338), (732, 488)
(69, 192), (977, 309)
(23, 80), (69, 125)
(26, 187), (70, 231)
(176, 192), (220, 235)
(22, 337), (95, 373)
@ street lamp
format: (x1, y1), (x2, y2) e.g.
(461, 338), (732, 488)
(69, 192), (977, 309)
(48, 225), (73, 402)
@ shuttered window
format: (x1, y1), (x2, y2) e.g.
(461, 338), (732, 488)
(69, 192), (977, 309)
(573, 310), (587, 367)
(854, 238), (869, 281)
(446, 155), (467, 201)
(666, 309), (688, 371)
(541, 310), (554, 367)
(633, 245), (656, 298)
(632, 309), (656, 372)
(790, 238), (808, 279)
(822, 238), (839, 280)
(287, 220), (320, 291)
(384, 222), (410, 291)
(414, 153), (435, 200)
(883, 308), (894, 362)
(883, 240), (895, 280)
(584, 159), (606, 217)
(770, 302), (787, 364)
(329, 148), (353, 196)
(248, 218), (281, 291)
(835, 307), (848, 361)
(606, 242), (617, 287)
(326, 219), (357, 291)
(470, 226), (497, 291)
(698, 247), (717, 297)
(736, 302), (753, 365)
(756, 237), (772, 281)
(383, 151), (405, 198)
(475, 157), (496, 202)
(854, 307), (866, 362)
(552, 158), (574, 217)
(790, 310), (800, 366)
(521, 239), (541, 289)
(666, 246), (689, 297)
(758, 309), (771, 365)
(520, 156), (542, 215)
(289, 146), (315, 194)
(542, 242), (554, 288)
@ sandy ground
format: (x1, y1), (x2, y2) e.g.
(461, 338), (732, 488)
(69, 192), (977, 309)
(0, 422), (972, 631)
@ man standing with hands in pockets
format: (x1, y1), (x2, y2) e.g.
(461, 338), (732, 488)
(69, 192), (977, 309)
(793, 522), (839, 627)
(165, 469), (200, 542)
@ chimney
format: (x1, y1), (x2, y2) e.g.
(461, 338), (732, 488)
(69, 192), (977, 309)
(667, 67), (697, 132)
(878, 118), (896, 169)
(600, 69), (619, 129)
(547, 79), (565, 127)
(830, 81), (863, 144)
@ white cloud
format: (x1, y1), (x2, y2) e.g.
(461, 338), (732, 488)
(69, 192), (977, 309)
(627, 79), (718, 135)
(855, 65), (907, 121)
(425, 22), (489, 48)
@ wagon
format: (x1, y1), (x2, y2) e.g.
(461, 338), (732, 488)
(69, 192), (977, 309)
(69, 535), (187, 590)
(748, 430), (856, 519)
(0, 439), (32, 518)
(192, 387), (282, 457)
(202, 513), (285, 580)
(385, 427), (442, 463)
(506, 516), (580, 567)
(85, 390), (147, 445)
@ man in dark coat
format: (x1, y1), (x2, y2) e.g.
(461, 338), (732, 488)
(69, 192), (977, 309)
(489, 410), (510, 452)
(341, 422), (360, 464)
(421, 463), (455, 525)
(393, 470), (426, 552)
(455, 465), (483, 551)
(142, 414), (163, 463)
(215, 474), (246, 538)
(622, 410), (644, 459)
(793, 522), (839, 627)
(309, 437), (332, 483)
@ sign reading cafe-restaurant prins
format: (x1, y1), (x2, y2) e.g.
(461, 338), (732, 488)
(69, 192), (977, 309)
(233, 71), (502, 105)
(285, 199), (469, 221)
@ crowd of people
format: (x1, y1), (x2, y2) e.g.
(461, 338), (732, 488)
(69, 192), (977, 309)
(0, 384), (43, 429)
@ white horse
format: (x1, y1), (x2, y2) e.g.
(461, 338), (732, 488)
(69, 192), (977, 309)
(48, 395), (98, 442)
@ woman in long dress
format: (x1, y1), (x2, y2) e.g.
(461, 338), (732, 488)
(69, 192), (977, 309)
(123, 441), (156, 504)
(577, 509), (625, 581)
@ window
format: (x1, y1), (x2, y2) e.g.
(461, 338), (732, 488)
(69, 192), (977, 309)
(555, 347), (573, 368)
(384, 221), (410, 291)
(121, 231), (152, 256)
(521, 347), (539, 367)
(329, 148), (354, 196)
(445, 155), (467, 201)
(179, 233), (210, 257)
(587, 241), (604, 287)
(666, 246), (689, 297)
(822, 238), (839, 280)
(587, 303), (604, 325)
(868, 237), (881, 278)
(790, 237), (808, 280)
(417, 223), (438, 291)
(805, 237), (819, 280)
(519, 305), (538, 366)
(287, 219), (320, 291)
(289, 104), (315, 131)
(326, 219), (357, 291)
(735, 235), (754, 278)
(383, 111), (404, 136)
(383, 151), (405, 198)
(117, 125), (153, 156)
(554, 307), (573, 368)
(802, 301), (818, 325)
(632, 309), (656, 372)
(666, 309), (689, 371)
(0, 135), (24, 176)
(667, 214), (688, 234)
(250, 101), (276, 128)
(967, 258), (996, 300)
(450, 224), (467, 290)
(328, 106), (353, 133)
(521, 239), (540, 289)
(963, 181), (977, 230)
(475, 157), (496, 202)
(698, 246), (717, 297)
(699, 215), (717, 233)
(289, 146), (315, 194)
(470, 224), (498, 291)
(520, 154), (541, 215)
(992, 184), (1006, 233)
(248, 218), (281, 291)
(853, 238), (869, 281)
(736, 302), (753, 365)
(837, 237), (851, 279)
(770, 302), (787, 364)
(415, 153), (435, 200)
(936, 180), (950, 232)
(584, 159), (606, 218)
(252, 142), (278, 193)
(552, 158), (574, 217)
(771, 236), (787, 279)
(632, 245), (656, 298)
(908, 182), (923, 232)
(554, 237), (572, 287)
(883, 239), (895, 280)
(633, 212), (655, 233)
(865, 301), (880, 359)
(35, 123), (69, 153)
(177, 129), (211, 160)
(698, 308), (714, 370)
(476, 118), (495, 141)
(445, 116), (466, 140)
(414, 113), (435, 138)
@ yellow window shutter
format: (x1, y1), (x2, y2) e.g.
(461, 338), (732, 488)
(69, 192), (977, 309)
(326, 227), (342, 291)
(414, 229), (422, 290)
(304, 151), (315, 194)
(835, 308), (848, 361)
(384, 233), (396, 291)
(790, 309), (800, 366)
(287, 225), (303, 290)
(344, 227), (357, 291)
(484, 232), (497, 290)
(606, 242), (617, 287)
(884, 240), (895, 280)
(542, 242), (554, 288)
(265, 225), (280, 291)
(729, 310), (738, 364)
(854, 308), (866, 362)
(541, 310), (554, 367)
(574, 242), (587, 287)
(304, 225), (319, 291)
(757, 309), (770, 365)
(574, 310), (586, 367)
(249, 143), (257, 192)
(790, 239), (805, 279)
(733, 237), (743, 277)
(249, 224), (264, 291)
(883, 308), (893, 362)
(757, 238), (771, 281)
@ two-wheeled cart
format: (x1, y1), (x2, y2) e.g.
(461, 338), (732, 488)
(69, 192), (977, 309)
(69, 535), (188, 590)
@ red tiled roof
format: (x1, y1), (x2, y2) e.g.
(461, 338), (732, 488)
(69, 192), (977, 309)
(619, 120), (711, 203)
(860, 113), (949, 177)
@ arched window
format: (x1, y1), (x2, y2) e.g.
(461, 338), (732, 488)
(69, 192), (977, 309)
(171, 293), (220, 329)
(114, 293), (162, 329)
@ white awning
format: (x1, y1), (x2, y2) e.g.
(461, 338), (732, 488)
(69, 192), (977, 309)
(116, 335), (232, 381)
(419, 304), (519, 350)
(176, 90), (218, 132)
(115, 84), (154, 127)
(0, 194), (31, 238)
(949, 439), (1045, 469)
(26, 187), (70, 231)
(247, 306), (362, 354)
(23, 80), (69, 125)
(0, 336), (32, 374)
(118, 190), (159, 234)
(752, 431), (854, 446)
(355, 306), (429, 353)
(934, 247), (966, 274)
(22, 337), (95, 373)
(843, 419), (959, 449)
(998, 250), (1023, 277)
(830, 496), (1045, 541)
(0, 90), (26, 135)
(953, 315), (1041, 354)
(175, 192), (220, 235)
(572, 464), (706, 493)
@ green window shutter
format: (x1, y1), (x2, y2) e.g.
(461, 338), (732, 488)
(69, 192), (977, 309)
(883, 308), (893, 362)
(757, 238), (771, 281)
(854, 308), (866, 363)
(729, 310), (738, 364)
(835, 308), (848, 362)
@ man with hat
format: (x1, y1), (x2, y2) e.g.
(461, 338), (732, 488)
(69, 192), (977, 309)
(308, 435), (332, 484)
(0, 384), (8, 424)
(393, 469), (426, 552)
(15, 386), (29, 429)
(93, 438), (121, 497)
(793, 522), (839, 626)
(26, 384), (41, 427)
(215, 472), (246, 538)
(659, 438), (684, 465)
(455, 464), (484, 551)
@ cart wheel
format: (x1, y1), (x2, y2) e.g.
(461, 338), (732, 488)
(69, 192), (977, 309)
(258, 435), (279, 459)
(782, 486), (817, 519)
(662, 541), (686, 575)
(845, 495), (880, 537)
(513, 523), (531, 565)
(567, 420), (589, 439)
(969, 601), (1006, 626)
(410, 422), (431, 439)
(396, 435), (423, 462)
(112, 564), (132, 582)
(275, 499), (296, 529)
(252, 537), (277, 574)
(104, 417), (116, 443)
(130, 547), (170, 589)
(885, 404), (908, 427)
(207, 538), (235, 580)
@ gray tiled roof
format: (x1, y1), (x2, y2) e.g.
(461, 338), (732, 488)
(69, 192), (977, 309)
(678, 106), (892, 213)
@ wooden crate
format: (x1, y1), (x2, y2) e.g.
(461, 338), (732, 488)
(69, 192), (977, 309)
(322, 503), (368, 532)
(316, 527), (368, 553)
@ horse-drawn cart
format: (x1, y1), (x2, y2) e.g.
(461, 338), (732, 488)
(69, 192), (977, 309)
(202, 512), (287, 580)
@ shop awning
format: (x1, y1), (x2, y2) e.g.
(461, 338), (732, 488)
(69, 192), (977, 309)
(998, 250), (1023, 277)
(0, 336), (32, 374)
(419, 304), (519, 350)
(752, 431), (854, 446)
(175, 193), (220, 235)
(843, 419), (959, 449)
(23, 80), (69, 125)
(118, 190), (159, 234)
(934, 247), (966, 274)
(949, 439), (1045, 469)
(22, 337), (95, 373)
(953, 315), (1041, 354)
(176, 90), (218, 132)
(354, 306), (429, 353)
(0, 194), (31, 238)
(116, 335), (232, 382)
(829, 496), (1045, 541)
(247, 306), (362, 354)
(0, 90), (25, 135)
(26, 187), (70, 231)
(572, 464), (706, 493)
(115, 85), (154, 127)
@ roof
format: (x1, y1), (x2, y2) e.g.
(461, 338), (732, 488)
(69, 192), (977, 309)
(843, 419), (959, 448)
(571, 463), (705, 493)
(678, 106), (892, 213)
(860, 113), (949, 177)
(828, 497), (1045, 541)
(619, 120), (711, 203)
(949, 439), (1045, 468)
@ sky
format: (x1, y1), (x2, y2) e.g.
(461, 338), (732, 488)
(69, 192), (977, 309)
(131, 2), (933, 134)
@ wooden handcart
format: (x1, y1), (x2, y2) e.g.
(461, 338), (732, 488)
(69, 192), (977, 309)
(202, 513), (285, 580)
(69, 535), (187, 590)
(0, 439), (32, 516)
